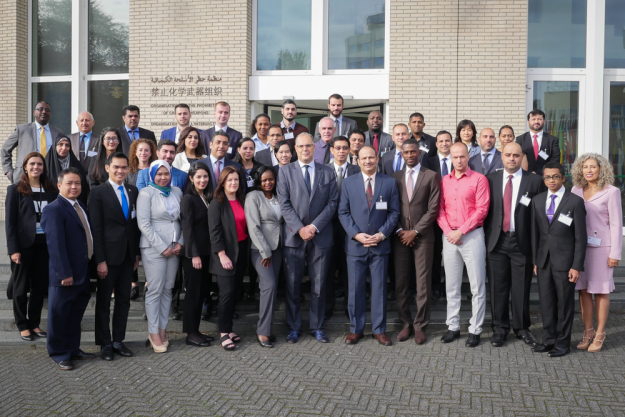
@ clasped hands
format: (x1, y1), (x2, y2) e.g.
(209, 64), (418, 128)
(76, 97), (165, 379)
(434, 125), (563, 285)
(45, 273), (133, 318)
(355, 232), (383, 247)
(162, 243), (182, 258)
(298, 225), (317, 241)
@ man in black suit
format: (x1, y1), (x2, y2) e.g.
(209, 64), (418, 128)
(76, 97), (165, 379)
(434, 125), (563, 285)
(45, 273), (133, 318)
(117, 105), (157, 155)
(469, 128), (504, 175)
(484, 142), (545, 348)
(324, 136), (361, 320)
(363, 111), (393, 156)
(380, 124), (429, 176)
(531, 162), (586, 358)
(199, 101), (243, 160)
(89, 152), (140, 361)
(408, 112), (437, 159)
(516, 109), (561, 175)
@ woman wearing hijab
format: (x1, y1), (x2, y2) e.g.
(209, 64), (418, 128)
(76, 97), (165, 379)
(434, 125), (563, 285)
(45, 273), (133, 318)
(137, 160), (184, 353)
(45, 136), (89, 205)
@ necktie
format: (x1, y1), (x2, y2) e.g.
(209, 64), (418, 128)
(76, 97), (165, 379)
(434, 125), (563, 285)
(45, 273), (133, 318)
(502, 175), (513, 232)
(119, 185), (129, 219)
(406, 168), (414, 199)
(303, 165), (311, 195)
(337, 166), (343, 190)
(533, 134), (539, 159)
(74, 202), (92, 259)
(482, 153), (490, 173)
(40, 127), (47, 157)
(366, 178), (373, 209)
(373, 134), (379, 154)
(324, 142), (331, 164)
(79, 134), (86, 163)
(132, 130), (138, 141)
(395, 153), (402, 172)
(547, 194), (557, 224)
(214, 160), (221, 182)
(441, 158), (449, 177)
(334, 120), (340, 137)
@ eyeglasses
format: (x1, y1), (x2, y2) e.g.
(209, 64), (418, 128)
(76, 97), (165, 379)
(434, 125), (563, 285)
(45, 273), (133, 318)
(542, 175), (562, 181)
(332, 146), (349, 151)
(296, 144), (314, 149)
(104, 138), (119, 143)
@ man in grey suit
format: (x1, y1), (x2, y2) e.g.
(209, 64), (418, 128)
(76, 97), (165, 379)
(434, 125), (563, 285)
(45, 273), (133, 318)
(380, 124), (430, 175)
(469, 128), (504, 176)
(2, 101), (65, 184)
(313, 94), (357, 142)
(277, 132), (339, 344)
(363, 111), (393, 156)
(68, 111), (100, 172)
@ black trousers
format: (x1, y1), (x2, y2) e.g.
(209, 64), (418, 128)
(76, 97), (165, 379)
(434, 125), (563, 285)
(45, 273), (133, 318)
(216, 241), (248, 333)
(170, 261), (184, 312)
(182, 255), (210, 334)
(488, 232), (533, 335)
(11, 242), (49, 331)
(431, 224), (444, 291)
(325, 223), (349, 314)
(537, 258), (576, 349)
(94, 247), (133, 346)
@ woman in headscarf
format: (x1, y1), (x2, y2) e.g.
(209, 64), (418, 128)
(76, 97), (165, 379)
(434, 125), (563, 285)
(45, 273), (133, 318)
(137, 160), (184, 353)
(45, 136), (89, 205)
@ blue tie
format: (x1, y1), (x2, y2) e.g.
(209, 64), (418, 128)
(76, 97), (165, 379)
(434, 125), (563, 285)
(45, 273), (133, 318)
(441, 157), (449, 177)
(119, 185), (129, 219)
(395, 153), (402, 172)
(303, 165), (311, 195)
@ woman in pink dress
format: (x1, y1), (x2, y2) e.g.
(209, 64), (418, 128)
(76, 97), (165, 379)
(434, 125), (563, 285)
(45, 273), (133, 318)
(571, 153), (623, 352)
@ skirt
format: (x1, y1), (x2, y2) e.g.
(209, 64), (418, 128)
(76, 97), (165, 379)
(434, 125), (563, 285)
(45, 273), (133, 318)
(576, 246), (615, 294)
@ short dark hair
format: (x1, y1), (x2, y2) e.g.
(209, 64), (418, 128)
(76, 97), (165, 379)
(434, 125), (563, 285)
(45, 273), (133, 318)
(408, 112), (424, 121)
(122, 105), (140, 116)
(328, 93), (343, 104)
(436, 130), (453, 141)
(527, 109), (546, 120)
(268, 124), (283, 134)
(106, 152), (129, 166)
(282, 99), (297, 108)
(157, 139), (177, 151)
(543, 162), (565, 177)
(58, 167), (81, 183)
(174, 103), (190, 112)
(498, 125), (515, 136)
(274, 139), (294, 155)
(401, 138), (419, 148)
(34, 101), (50, 110)
(331, 136), (350, 148)
(213, 129), (229, 141)
(349, 129), (365, 140)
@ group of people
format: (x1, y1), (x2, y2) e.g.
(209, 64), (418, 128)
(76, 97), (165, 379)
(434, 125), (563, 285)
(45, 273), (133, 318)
(2, 95), (622, 372)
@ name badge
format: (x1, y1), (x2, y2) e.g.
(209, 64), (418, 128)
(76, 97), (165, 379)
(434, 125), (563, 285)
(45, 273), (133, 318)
(375, 197), (387, 210)
(519, 194), (531, 207)
(587, 236), (601, 246)
(36, 222), (44, 234)
(558, 213), (573, 226)
(228, 146), (233, 154)
(247, 178), (255, 188)
(419, 145), (429, 152)
(131, 210), (136, 219)
(284, 132), (294, 140)
(87, 151), (98, 157)
(538, 150), (549, 160)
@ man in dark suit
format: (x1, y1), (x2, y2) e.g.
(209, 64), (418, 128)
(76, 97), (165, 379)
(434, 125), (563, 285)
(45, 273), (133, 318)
(338, 145), (399, 346)
(531, 162), (586, 358)
(2, 101), (65, 184)
(160, 103), (202, 144)
(408, 112), (437, 159)
(469, 128), (504, 175)
(117, 105), (156, 155)
(41, 167), (95, 370)
(363, 111), (393, 156)
(199, 101), (242, 160)
(280, 99), (309, 146)
(198, 131), (245, 189)
(277, 132), (339, 344)
(256, 124), (283, 167)
(89, 152), (140, 361)
(313, 94), (357, 142)
(379, 124), (429, 175)
(68, 111), (100, 172)
(324, 136), (361, 320)
(516, 109), (561, 175)
(484, 143), (545, 348)
(392, 138), (440, 344)
(347, 130), (365, 165)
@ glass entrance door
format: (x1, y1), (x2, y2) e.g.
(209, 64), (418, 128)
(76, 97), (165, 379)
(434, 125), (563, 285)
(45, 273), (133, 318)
(266, 104), (383, 133)
(603, 76), (625, 233)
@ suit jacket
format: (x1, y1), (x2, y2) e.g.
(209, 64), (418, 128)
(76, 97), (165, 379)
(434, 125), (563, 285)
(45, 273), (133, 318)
(469, 149), (504, 176)
(136, 165), (188, 191)
(180, 193), (211, 258)
(516, 132), (561, 175)
(531, 189), (587, 271)
(391, 166), (440, 242)
(197, 156), (245, 192)
(117, 126), (157, 155)
(40, 197), (91, 286)
(244, 190), (284, 259)
(412, 133), (437, 158)
(2, 122), (65, 184)
(484, 170), (545, 256)
(277, 162), (339, 249)
(199, 126), (242, 160)
(338, 172), (400, 256)
(313, 117), (357, 142)
(255, 147), (275, 167)
(68, 132), (100, 172)
(364, 131), (394, 155)
(160, 126), (203, 143)
(327, 162), (361, 220)
(137, 186), (184, 254)
(207, 197), (242, 276)
(88, 181), (140, 265)
(5, 184), (57, 254)
(380, 149), (429, 175)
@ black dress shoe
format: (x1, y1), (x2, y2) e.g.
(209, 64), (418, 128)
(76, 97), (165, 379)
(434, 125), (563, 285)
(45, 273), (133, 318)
(57, 360), (74, 370)
(490, 334), (505, 347)
(203, 334), (215, 342)
(129, 286), (139, 301)
(71, 350), (96, 360)
(441, 330), (460, 343)
(532, 344), (555, 353)
(466, 333), (480, 347)
(548, 347), (570, 358)
(32, 330), (47, 338)
(186, 334), (210, 347)
(256, 335), (273, 348)
(431, 290), (441, 301)
(516, 330), (538, 347)
(112, 342), (133, 357)
(101, 345), (114, 361)
(20, 332), (35, 341)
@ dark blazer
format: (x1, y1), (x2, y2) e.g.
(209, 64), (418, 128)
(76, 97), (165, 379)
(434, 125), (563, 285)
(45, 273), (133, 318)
(68, 132), (100, 172)
(412, 133), (437, 158)
(255, 148), (274, 167)
(88, 181), (140, 266)
(200, 126), (242, 160)
(516, 132), (561, 175)
(380, 149), (429, 175)
(484, 170), (545, 257)
(531, 189), (587, 271)
(208, 198), (240, 276)
(364, 131), (394, 155)
(391, 166), (440, 242)
(117, 126), (157, 155)
(180, 193), (211, 258)
(327, 162), (361, 220)
(41, 197), (92, 286)
(5, 184), (57, 254)
(469, 149), (504, 176)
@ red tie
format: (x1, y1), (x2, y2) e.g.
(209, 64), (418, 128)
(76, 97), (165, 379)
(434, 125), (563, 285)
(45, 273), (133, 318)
(373, 134), (379, 154)
(502, 175), (513, 232)
(532, 134), (539, 160)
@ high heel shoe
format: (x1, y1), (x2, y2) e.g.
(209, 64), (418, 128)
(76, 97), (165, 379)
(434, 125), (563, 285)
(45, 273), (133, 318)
(576, 328), (595, 350)
(147, 334), (167, 353)
(588, 333), (606, 353)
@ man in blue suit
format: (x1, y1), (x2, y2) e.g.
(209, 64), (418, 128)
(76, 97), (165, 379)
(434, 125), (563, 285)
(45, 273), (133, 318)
(277, 132), (339, 344)
(160, 103), (202, 144)
(136, 139), (188, 191)
(198, 130), (245, 189)
(199, 101), (242, 160)
(338, 146), (399, 346)
(41, 167), (95, 370)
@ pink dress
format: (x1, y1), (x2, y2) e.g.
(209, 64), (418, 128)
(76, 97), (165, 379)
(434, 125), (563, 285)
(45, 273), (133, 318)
(572, 185), (623, 294)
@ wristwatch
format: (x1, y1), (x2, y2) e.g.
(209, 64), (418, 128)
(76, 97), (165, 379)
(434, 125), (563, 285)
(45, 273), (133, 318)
(413, 230), (421, 238)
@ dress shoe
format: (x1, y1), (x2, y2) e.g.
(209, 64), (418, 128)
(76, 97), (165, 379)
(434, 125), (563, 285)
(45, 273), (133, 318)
(465, 333), (480, 347)
(286, 331), (299, 344)
(516, 329), (538, 347)
(532, 344), (555, 353)
(71, 350), (96, 360)
(32, 330), (47, 338)
(20, 331), (35, 342)
(169, 310), (181, 321)
(310, 330), (329, 343)
(186, 334), (210, 347)
(373, 333), (392, 346)
(588, 333), (606, 353)
(414, 330), (427, 345)
(57, 360), (74, 370)
(397, 327), (413, 342)
(112, 342), (133, 357)
(203, 334), (215, 342)
(431, 290), (441, 301)
(256, 335), (273, 348)
(129, 286), (139, 301)
(441, 330), (460, 343)
(100, 345), (114, 361)
(147, 334), (167, 353)
(345, 333), (364, 345)
(491, 334), (505, 347)
(548, 347), (570, 358)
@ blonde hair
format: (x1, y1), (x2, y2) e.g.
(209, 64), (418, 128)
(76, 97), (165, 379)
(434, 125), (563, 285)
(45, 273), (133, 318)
(571, 153), (614, 190)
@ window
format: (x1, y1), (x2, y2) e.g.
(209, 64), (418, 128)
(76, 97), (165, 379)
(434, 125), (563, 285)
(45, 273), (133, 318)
(32, 0), (72, 77)
(88, 1), (129, 74)
(605, 0), (625, 68)
(607, 82), (625, 226)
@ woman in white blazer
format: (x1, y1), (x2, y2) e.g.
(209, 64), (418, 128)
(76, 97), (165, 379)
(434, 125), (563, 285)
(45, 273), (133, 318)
(137, 160), (184, 353)
(172, 127), (207, 172)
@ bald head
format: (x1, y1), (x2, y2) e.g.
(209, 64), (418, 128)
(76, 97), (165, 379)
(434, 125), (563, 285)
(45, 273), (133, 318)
(478, 128), (496, 152)
(501, 142), (524, 174)
(76, 111), (95, 134)
(450, 142), (470, 174)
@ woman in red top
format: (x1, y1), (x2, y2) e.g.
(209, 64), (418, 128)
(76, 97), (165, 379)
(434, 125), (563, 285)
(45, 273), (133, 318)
(208, 166), (248, 350)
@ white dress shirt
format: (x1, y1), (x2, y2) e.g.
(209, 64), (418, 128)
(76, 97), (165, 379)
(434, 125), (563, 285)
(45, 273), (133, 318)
(270, 149), (278, 166)
(438, 153), (452, 175)
(215, 125), (228, 133)
(502, 168), (522, 231)
(108, 178), (130, 210)
(531, 130), (544, 149)
(298, 159), (315, 188)
(545, 185), (566, 215)
(362, 171), (376, 193)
